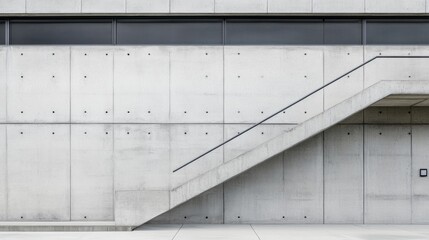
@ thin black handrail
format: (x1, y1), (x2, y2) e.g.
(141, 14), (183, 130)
(173, 55), (429, 173)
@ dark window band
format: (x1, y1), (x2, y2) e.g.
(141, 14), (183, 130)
(0, 18), (428, 45)
(0, 22), (5, 45)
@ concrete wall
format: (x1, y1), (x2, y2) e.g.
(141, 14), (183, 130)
(0, 45), (429, 224)
(153, 111), (429, 224)
(1, 0), (429, 14)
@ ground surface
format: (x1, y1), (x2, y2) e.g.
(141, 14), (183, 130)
(0, 224), (429, 240)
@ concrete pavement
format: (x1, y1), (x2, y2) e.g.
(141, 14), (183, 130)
(1, 224), (429, 240)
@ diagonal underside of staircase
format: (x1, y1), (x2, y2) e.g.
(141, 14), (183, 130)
(115, 80), (429, 228)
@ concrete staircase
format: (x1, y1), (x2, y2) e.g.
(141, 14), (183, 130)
(116, 80), (429, 228)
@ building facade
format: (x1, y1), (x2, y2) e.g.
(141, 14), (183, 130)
(0, 0), (429, 231)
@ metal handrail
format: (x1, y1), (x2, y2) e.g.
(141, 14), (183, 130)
(173, 55), (429, 173)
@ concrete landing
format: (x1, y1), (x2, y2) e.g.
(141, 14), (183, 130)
(1, 224), (429, 239)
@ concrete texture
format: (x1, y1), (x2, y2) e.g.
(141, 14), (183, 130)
(0, 0), (25, 13)
(365, 0), (425, 13)
(283, 135), (323, 224)
(4, 0), (429, 14)
(267, 0), (312, 13)
(170, 81), (429, 216)
(171, 0), (215, 13)
(2, 44), (429, 228)
(224, 155), (284, 223)
(0, 125), (5, 220)
(7, 124), (70, 221)
(224, 46), (323, 124)
(126, 0), (169, 13)
(411, 125), (429, 224)
(0, 48), (5, 123)
(115, 190), (169, 227)
(364, 46), (429, 88)
(114, 124), (170, 191)
(170, 124), (223, 188)
(215, 0), (267, 13)
(26, 0), (81, 13)
(152, 186), (224, 224)
(71, 47), (114, 123)
(114, 47), (170, 123)
(7, 47), (70, 123)
(82, 0), (125, 13)
(223, 124), (294, 161)
(324, 125), (363, 224)
(313, 0), (364, 13)
(170, 47), (223, 124)
(323, 46), (364, 109)
(364, 125), (412, 224)
(2, 224), (429, 239)
(71, 124), (114, 221)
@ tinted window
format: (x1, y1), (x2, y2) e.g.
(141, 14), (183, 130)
(324, 20), (362, 45)
(0, 22), (5, 45)
(10, 21), (113, 45)
(225, 20), (324, 45)
(366, 21), (429, 45)
(117, 20), (223, 45)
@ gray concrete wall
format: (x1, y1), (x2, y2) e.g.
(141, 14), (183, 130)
(1, 0), (429, 14)
(0, 46), (429, 225)
(153, 111), (429, 224)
